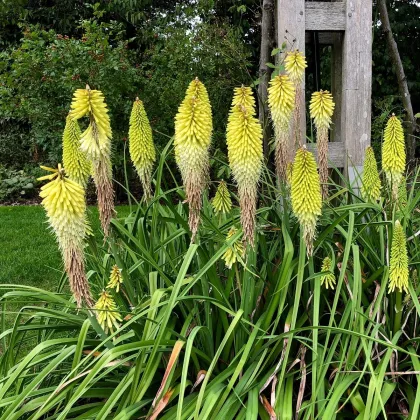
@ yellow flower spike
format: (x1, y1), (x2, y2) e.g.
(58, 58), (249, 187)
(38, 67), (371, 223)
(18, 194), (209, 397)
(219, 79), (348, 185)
(222, 227), (245, 269)
(309, 90), (335, 199)
(212, 180), (232, 214)
(388, 220), (409, 294)
(382, 114), (406, 201)
(69, 85), (114, 236)
(62, 115), (91, 186)
(107, 265), (123, 293)
(320, 257), (336, 289)
(227, 87), (263, 246)
(291, 147), (322, 256)
(129, 98), (156, 200)
(284, 50), (307, 85)
(174, 78), (213, 241)
(231, 85), (256, 113)
(39, 164), (92, 306)
(95, 290), (122, 334)
(268, 75), (296, 181)
(285, 50), (307, 148)
(361, 146), (381, 202)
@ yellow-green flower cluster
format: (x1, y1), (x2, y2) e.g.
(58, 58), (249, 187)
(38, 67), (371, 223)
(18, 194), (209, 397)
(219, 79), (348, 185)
(129, 98), (156, 200)
(38, 165), (92, 306)
(212, 180), (232, 214)
(309, 90), (335, 198)
(222, 227), (245, 269)
(70, 85), (114, 236)
(70, 88), (112, 160)
(320, 257), (336, 289)
(268, 75), (295, 181)
(291, 147), (322, 256)
(361, 147), (381, 202)
(309, 90), (335, 130)
(284, 50), (307, 85)
(95, 290), (122, 334)
(107, 265), (123, 293)
(62, 115), (90, 187)
(174, 78), (213, 241)
(382, 114), (406, 200)
(226, 86), (263, 245)
(388, 220), (409, 293)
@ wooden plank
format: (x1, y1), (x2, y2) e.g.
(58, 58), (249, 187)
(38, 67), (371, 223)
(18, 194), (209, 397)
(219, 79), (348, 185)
(306, 142), (346, 168)
(305, 2), (346, 31)
(341, 0), (373, 183)
(278, 0), (306, 161)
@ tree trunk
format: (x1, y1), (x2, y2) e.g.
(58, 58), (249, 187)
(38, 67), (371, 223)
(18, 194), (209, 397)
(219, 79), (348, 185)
(378, 0), (418, 163)
(258, 0), (275, 159)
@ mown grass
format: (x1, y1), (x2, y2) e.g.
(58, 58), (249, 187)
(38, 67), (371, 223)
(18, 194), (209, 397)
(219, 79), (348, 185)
(0, 205), (131, 290)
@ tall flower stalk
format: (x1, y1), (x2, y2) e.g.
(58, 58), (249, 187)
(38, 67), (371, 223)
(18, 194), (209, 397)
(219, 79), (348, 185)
(361, 146), (381, 202)
(268, 75), (295, 182)
(174, 78), (213, 241)
(226, 86), (263, 246)
(284, 50), (307, 148)
(309, 90), (335, 199)
(129, 98), (156, 200)
(382, 114), (406, 201)
(38, 165), (92, 306)
(62, 115), (90, 187)
(70, 85), (114, 237)
(291, 146), (322, 256)
(388, 220), (409, 294)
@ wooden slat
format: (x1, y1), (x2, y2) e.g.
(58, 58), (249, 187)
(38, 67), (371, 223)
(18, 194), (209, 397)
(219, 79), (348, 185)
(341, 0), (373, 182)
(305, 32), (338, 45)
(305, 2), (346, 31)
(278, 0), (306, 161)
(306, 142), (346, 168)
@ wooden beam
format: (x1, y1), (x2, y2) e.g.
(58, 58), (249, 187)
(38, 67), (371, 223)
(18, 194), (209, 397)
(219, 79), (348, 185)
(277, 0), (306, 160)
(341, 0), (373, 183)
(305, 2), (346, 31)
(306, 142), (346, 168)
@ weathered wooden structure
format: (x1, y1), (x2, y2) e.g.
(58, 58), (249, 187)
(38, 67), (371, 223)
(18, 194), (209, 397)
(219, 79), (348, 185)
(278, 0), (373, 183)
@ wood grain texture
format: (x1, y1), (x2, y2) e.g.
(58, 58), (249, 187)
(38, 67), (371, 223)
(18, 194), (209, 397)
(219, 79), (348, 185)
(277, 0), (306, 160)
(305, 2), (346, 31)
(341, 0), (372, 179)
(306, 141), (346, 168)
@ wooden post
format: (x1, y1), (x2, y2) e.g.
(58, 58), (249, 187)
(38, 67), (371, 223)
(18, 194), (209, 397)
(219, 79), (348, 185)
(341, 0), (373, 185)
(277, 0), (306, 161)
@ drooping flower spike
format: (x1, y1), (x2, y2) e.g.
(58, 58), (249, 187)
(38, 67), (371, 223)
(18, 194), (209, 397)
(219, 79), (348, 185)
(70, 85), (114, 237)
(226, 87), (263, 246)
(38, 164), (92, 306)
(309, 90), (335, 199)
(222, 227), (245, 269)
(268, 75), (295, 181)
(95, 290), (122, 334)
(382, 114), (406, 201)
(62, 115), (90, 187)
(107, 265), (123, 293)
(212, 180), (232, 214)
(388, 220), (409, 294)
(320, 257), (336, 289)
(284, 50), (307, 148)
(174, 78), (213, 241)
(129, 98), (156, 200)
(291, 146), (322, 256)
(361, 146), (381, 202)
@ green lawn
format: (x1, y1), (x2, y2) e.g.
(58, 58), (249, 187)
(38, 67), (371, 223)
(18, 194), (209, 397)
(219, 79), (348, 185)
(0, 205), (131, 291)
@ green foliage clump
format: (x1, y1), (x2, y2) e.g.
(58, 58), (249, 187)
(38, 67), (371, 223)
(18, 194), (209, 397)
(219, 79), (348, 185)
(0, 165), (38, 201)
